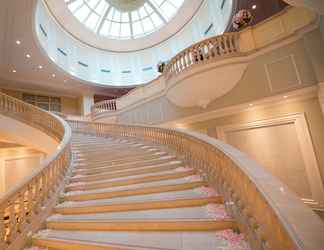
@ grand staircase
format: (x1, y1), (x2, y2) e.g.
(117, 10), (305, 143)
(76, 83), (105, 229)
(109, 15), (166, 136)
(30, 132), (250, 250)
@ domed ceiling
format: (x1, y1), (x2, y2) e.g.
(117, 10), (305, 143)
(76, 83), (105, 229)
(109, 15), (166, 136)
(44, 0), (203, 52)
(65, 0), (184, 40)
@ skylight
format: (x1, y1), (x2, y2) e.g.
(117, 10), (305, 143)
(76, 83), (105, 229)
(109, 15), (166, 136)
(65, 0), (184, 40)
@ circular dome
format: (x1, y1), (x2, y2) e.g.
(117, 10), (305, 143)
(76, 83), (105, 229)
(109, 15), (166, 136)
(65, 0), (184, 40)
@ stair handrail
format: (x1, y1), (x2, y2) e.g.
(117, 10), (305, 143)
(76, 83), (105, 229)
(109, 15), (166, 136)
(68, 120), (324, 250)
(91, 32), (240, 119)
(0, 92), (72, 249)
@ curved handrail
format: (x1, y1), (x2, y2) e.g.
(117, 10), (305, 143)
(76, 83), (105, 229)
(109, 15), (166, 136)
(0, 92), (72, 249)
(68, 120), (324, 250)
(91, 32), (240, 119)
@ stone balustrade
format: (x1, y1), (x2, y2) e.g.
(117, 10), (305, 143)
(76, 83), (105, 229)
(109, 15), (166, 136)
(91, 99), (117, 119)
(68, 119), (324, 250)
(0, 92), (72, 250)
(163, 33), (240, 80)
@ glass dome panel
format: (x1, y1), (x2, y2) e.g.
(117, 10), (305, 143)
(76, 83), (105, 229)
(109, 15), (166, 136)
(64, 0), (184, 40)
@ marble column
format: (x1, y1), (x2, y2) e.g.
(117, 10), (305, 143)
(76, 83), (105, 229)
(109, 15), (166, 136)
(80, 94), (94, 116)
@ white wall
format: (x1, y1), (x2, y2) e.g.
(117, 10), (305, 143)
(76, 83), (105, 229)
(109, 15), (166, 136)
(0, 114), (58, 154)
(35, 0), (233, 86)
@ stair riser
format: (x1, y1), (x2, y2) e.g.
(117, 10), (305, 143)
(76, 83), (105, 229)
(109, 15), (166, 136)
(74, 147), (156, 157)
(65, 171), (196, 192)
(74, 151), (159, 162)
(55, 197), (223, 215)
(64, 181), (205, 201)
(33, 238), (128, 250)
(73, 153), (163, 168)
(69, 164), (183, 183)
(72, 157), (176, 176)
(46, 220), (237, 232)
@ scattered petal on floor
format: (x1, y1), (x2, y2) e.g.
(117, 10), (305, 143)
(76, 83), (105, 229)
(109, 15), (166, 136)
(206, 204), (230, 220)
(215, 230), (251, 250)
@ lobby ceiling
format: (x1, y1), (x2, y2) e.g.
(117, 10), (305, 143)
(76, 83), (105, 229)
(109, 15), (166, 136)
(0, 0), (288, 98)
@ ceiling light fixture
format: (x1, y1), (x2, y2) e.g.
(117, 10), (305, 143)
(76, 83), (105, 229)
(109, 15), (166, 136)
(38, 65), (43, 69)
(16, 40), (21, 45)
(52, 74), (56, 78)
(26, 54), (31, 58)
(12, 69), (17, 73)
(252, 5), (257, 10)
(283, 95), (288, 99)
(249, 103), (253, 107)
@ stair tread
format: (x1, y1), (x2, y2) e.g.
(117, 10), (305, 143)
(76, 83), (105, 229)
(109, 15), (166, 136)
(72, 156), (175, 173)
(65, 175), (202, 196)
(58, 189), (215, 208)
(66, 169), (197, 188)
(33, 230), (250, 250)
(69, 161), (184, 182)
(71, 160), (184, 179)
(48, 205), (229, 221)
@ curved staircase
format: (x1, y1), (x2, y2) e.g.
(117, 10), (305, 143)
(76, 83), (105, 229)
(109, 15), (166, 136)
(31, 132), (250, 250)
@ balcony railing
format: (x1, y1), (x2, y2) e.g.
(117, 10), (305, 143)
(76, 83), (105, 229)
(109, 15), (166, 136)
(91, 32), (240, 120)
(164, 33), (240, 80)
(68, 120), (324, 250)
(0, 92), (72, 250)
(91, 99), (117, 119)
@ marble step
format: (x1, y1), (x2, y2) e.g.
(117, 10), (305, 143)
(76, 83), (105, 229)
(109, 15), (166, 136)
(65, 169), (198, 192)
(69, 161), (184, 183)
(55, 197), (223, 215)
(33, 230), (250, 250)
(73, 151), (164, 167)
(63, 181), (205, 202)
(48, 205), (230, 222)
(74, 149), (160, 163)
(71, 156), (176, 176)
(46, 220), (236, 232)
(64, 174), (202, 197)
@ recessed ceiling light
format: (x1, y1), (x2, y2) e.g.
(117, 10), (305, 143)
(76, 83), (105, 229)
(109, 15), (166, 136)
(249, 103), (253, 107)
(38, 65), (43, 69)
(12, 69), (17, 73)
(283, 95), (288, 99)
(63, 80), (67, 83)
(52, 74), (56, 78)
(26, 54), (31, 58)
(16, 40), (21, 45)
(252, 5), (257, 10)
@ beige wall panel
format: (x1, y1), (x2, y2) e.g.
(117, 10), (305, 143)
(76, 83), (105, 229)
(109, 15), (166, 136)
(264, 55), (301, 91)
(185, 97), (324, 191)
(226, 122), (312, 199)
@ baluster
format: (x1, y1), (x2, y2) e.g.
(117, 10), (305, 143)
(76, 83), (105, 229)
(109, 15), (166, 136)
(0, 205), (6, 249)
(41, 171), (48, 207)
(227, 35), (234, 53)
(26, 183), (33, 223)
(223, 36), (229, 54)
(17, 190), (26, 233)
(7, 199), (17, 244)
